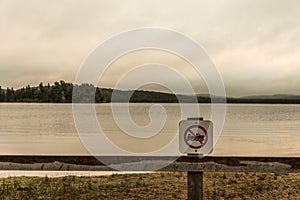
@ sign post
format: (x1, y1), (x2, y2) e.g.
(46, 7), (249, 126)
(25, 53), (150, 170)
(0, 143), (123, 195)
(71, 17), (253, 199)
(179, 117), (213, 200)
(188, 171), (203, 200)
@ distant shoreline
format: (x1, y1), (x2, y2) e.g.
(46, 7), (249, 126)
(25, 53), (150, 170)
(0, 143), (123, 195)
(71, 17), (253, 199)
(1, 80), (300, 104)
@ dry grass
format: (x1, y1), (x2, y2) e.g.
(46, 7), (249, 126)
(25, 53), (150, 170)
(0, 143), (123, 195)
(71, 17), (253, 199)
(0, 172), (299, 199)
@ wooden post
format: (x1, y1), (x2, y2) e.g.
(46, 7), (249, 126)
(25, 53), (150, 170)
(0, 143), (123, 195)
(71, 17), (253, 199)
(188, 171), (203, 200)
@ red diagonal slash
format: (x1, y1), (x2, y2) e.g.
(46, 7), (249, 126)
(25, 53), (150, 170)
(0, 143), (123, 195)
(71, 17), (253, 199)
(188, 129), (203, 144)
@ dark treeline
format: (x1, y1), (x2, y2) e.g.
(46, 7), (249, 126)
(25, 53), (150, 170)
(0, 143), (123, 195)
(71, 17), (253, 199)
(0, 80), (186, 103)
(1, 80), (300, 104)
(0, 80), (210, 103)
(0, 81), (107, 103)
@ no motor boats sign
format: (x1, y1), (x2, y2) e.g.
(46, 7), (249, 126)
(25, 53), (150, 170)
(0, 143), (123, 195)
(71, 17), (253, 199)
(179, 119), (213, 154)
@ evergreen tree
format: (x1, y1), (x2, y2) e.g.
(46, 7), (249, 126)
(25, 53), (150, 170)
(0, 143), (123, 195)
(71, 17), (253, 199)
(6, 88), (16, 102)
(95, 87), (104, 103)
(0, 81), (106, 103)
(0, 86), (5, 102)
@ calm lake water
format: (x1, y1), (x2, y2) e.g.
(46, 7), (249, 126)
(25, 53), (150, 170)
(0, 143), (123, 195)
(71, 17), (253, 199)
(0, 103), (299, 156)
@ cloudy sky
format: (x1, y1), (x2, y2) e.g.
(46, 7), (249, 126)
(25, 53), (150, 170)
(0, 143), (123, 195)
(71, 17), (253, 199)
(0, 0), (299, 97)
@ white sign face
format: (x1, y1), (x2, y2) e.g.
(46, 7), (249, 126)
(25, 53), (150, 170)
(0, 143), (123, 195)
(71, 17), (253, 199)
(179, 120), (213, 154)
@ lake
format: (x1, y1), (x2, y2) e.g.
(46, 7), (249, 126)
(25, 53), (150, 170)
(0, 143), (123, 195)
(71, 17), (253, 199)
(0, 103), (299, 156)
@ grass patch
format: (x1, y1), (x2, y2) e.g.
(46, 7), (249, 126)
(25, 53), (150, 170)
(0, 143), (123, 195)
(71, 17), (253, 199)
(0, 172), (299, 199)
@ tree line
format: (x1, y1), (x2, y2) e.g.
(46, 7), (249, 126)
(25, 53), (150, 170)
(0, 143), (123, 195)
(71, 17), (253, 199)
(0, 80), (178, 103)
(0, 81), (107, 103)
(1, 81), (299, 104)
(0, 80), (181, 103)
(0, 80), (198, 103)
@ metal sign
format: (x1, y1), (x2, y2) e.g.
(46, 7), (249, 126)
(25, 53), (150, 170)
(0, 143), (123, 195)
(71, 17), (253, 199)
(179, 118), (213, 154)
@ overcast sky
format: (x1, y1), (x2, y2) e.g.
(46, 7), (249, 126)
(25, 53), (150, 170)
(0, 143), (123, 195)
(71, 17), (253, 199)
(0, 0), (300, 97)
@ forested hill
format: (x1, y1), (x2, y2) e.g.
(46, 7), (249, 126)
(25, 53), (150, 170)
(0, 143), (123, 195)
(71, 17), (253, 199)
(0, 80), (188, 103)
(0, 81), (103, 103)
(0, 80), (300, 103)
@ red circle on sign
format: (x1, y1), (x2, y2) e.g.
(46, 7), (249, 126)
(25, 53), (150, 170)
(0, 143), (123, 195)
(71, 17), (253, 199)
(184, 125), (208, 149)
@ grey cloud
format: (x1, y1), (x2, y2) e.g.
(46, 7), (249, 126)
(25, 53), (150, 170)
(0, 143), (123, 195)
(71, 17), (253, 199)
(0, 0), (299, 96)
